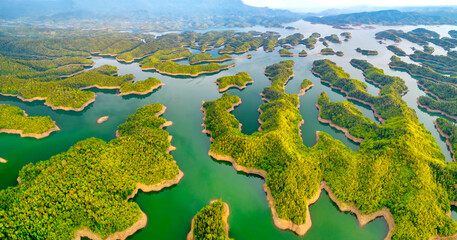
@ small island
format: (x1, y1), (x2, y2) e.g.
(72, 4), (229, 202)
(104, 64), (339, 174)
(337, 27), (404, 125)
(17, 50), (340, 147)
(299, 79), (314, 96)
(355, 48), (378, 55)
(0, 157), (7, 163)
(424, 45), (434, 54)
(215, 72), (253, 92)
(340, 32), (352, 40)
(324, 34), (342, 44)
(187, 199), (231, 240)
(279, 48), (294, 57)
(299, 50), (308, 57)
(0, 104), (60, 139)
(336, 51), (344, 56)
(188, 53), (234, 64)
(320, 48), (336, 55)
(96, 116), (109, 124)
(387, 45), (407, 56)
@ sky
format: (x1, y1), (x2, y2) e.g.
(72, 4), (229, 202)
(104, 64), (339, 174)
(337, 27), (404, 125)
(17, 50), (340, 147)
(242, 0), (457, 11)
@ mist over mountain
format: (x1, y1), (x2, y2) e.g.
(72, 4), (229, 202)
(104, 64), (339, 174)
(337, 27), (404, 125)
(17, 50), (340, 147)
(0, 0), (304, 31)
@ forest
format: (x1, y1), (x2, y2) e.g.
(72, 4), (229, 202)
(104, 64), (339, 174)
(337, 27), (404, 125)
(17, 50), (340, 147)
(189, 200), (232, 240)
(0, 104), (57, 136)
(201, 56), (457, 239)
(0, 103), (181, 239)
(216, 72), (253, 92)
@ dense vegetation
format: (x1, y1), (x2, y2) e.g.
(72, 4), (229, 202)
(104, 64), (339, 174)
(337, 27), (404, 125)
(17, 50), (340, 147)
(0, 65), (140, 110)
(299, 50), (308, 57)
(216, 72), (253, 92)
(140, 49), (233, 77)
(355, 48), (378, 55)
(389, 56), (457, 85)
(387, 45), (407, 56)
(279, 49), (294, 57)
(190, 200), (232, 240)
(0, 104), (57, 135)
(188, 53), (233, 64)
(409, 50), (457, 74)
(119, 77), (163, 94)
(300, 79), (313, 90)
(0, 103), (181, 239)
(203, 56), (457, 239)
(278, 33), (304, 46)
(324, 34), (342, 44)
(435, 117), (457, 158)
(313, 59), (457, 239)
(376, 28), (457, 50)
(320, 48), (335, 55)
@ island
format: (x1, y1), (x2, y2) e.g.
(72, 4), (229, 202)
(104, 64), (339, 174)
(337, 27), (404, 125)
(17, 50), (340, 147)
(298, 50), (308, 57)
(0, 104), (60, 139)
(340, 32), (352, 40)
(187, 199), (231, 240)
(140, 48), (235, 77)
(376, 28), (457, 51)
(279, 48), (294, 57)
(0, 65), (167, 111)
(298, 79), (314, 96)
(389, 55), (457, 119)
(188, 53), (234, 64)
(355, 48), (378, 55)
(336, 51), (344, 56)
(0, 157), (6, 163)
(324, 34), (342, 44)
(386, 45), (407, 56)
(201, 57), (457, 239)
(215, 72), (253, 92)
(301, 37), (317, 49)
(0, 103), (183, 239)
(312, 58), (457, 239)
(424, 45), (435, 54)
(320, 48), (336, 55)
(96, 116), (109, 124)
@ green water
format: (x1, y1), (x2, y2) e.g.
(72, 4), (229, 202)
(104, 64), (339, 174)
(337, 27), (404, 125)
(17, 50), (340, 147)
(1, 21), (457, 239)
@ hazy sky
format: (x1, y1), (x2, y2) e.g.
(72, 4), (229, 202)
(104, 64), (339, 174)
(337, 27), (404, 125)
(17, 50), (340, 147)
(242, 0), (457, 11)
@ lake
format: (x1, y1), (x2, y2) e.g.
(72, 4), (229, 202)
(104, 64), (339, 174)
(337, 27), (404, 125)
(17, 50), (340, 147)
(1, 20), (456, 239)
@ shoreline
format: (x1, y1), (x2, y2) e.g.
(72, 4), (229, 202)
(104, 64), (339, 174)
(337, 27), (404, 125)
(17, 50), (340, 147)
(200, 100), (242, 142)
(96, 116), (109, 124)
(141, 63), (236, 77)
(315, 103), (364, 144)
(200, 80), (395, 238)
(74, 105), (183, 240)
(350, 61), (409, 97)
(117, 83), (165, 96)
(389, 64), (457, 87)
(311, 69), (385, 124)
(298, 84), (315, 96)
(417, 100), (457, 122)
(189, 55), (251, 65)
(186, 200), (230, 240)
(0, 92), (97, 112)
(0, 107), (60, 139)
(416, 81), (442, 101)
(216, 80), (254, 92)
(433, 120), (456, 162)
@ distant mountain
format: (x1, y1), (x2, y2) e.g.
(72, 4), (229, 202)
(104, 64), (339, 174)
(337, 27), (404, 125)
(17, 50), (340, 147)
(305, 9), (457, 26)
(0, 0), (304, 31)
